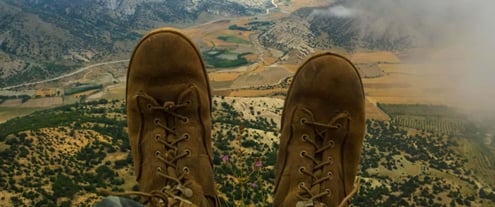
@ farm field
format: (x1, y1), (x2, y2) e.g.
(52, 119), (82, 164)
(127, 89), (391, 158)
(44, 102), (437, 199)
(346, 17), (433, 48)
(1, 1), (495, 205)
(0, 107), (45, 123)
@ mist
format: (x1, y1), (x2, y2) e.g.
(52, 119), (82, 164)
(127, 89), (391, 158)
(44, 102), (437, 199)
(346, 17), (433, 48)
(314, 0), (495, 114)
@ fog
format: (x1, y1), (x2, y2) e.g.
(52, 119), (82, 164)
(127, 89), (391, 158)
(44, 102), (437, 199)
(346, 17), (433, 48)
(314, 0), (495, 114)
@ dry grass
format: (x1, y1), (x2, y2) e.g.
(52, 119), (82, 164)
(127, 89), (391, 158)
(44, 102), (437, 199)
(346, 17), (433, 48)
(209, 71), (243, 82)
(229, 88), (286, 97)
(230, 66), (292, 88)
(0, 97), (63, 108)
(101, 84), (126, 100)
(361, 62), (459, 106)
(0, 107), (45, 123)
(277, 0), (330, 13)
(351, 51), (401, 64)
(365, 98), (390, 120)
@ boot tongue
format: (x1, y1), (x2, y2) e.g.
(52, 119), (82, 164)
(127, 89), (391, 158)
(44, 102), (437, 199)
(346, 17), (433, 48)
(310, 173), (322, 194)
(177, 85), (197, 103)
(166, 150), (178, 178)
(143, 82), (192, 105)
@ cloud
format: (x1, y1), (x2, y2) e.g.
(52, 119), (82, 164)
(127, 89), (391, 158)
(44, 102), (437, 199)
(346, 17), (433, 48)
(313, 0), (495, 113)
(312, 5), (356, 18)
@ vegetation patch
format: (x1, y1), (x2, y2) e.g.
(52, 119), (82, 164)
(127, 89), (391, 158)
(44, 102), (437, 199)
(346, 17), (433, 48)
(64, 84), (103, 96)
(202, 49), (252, 69)
(217, 35), (250, 44)
(1, 98), (494, 206)
(0, 95), (31, 104)
(378, 103), (466, 135)
(228, 21), (274, 32)
(228, 24), (250, 31)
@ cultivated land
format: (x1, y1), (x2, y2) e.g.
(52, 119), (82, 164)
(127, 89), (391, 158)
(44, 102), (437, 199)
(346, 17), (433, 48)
(1, 0), (495, 206)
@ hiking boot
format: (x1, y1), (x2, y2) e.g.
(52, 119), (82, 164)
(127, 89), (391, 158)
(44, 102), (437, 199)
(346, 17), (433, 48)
(274, 52), (365, 207)
(126, 28), (219, 207)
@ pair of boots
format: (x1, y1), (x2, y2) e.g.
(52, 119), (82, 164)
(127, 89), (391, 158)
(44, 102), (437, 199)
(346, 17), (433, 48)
(124, 28), (365, 207)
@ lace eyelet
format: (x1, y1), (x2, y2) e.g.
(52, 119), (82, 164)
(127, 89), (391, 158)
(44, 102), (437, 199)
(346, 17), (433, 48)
(328, 156), (334, 165)
(154, 119), (160, 125)
(184, 149), (191, 156)
(185, 100), (192, 105)
(328, 140), (335, 148)
(335, 123), (342, 129)
(299, 151), (307, 158)
(157, 167), (162, 172)
(327, 171), (334, 180)
(301, 134), (308, 142)
(183, 117), (189, 123)
(154, 134), (161, 141)
(147, 104), (152, 110)
(183, 167), (190, 174)
(183, 133), (190, 140)
(298, 167), (305, 174)
(300, 118), (307, 125)
(298, 182), (305, 189)
(155, 151), (161, 157)
(325, 188), (332, 197)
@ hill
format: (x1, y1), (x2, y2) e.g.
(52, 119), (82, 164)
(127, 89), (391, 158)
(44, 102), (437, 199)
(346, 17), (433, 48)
(0, 0), (270, 88)
(1, 97), (495, 206)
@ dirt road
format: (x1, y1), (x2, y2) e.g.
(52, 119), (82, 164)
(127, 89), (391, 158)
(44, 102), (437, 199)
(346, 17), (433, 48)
(0, 60), (129, 90)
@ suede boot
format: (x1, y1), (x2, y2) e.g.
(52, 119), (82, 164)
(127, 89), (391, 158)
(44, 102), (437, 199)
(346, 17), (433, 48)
(126, 28), (219, 207)
(274, 52), (365, 207)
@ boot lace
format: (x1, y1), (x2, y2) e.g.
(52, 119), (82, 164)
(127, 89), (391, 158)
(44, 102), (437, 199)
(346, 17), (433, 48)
(101, 99), (194, 206)
(296, 112), (360, 207)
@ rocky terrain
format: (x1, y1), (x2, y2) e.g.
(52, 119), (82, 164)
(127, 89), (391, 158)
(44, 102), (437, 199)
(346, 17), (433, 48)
(258, 3), (413, 62)
(1, 97), (495, 206)
(0, 0), (271, 88)
(258, 15), (331, 62)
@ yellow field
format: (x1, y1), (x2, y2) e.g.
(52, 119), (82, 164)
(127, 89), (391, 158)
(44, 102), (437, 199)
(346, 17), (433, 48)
(365, 98), (390, 120)
(276, 0), (330, 13)
(362, 61), (459, 106)
(0, 107), (45, 123)
(351, 51), (401, 64)
(208, 71), (243, 82)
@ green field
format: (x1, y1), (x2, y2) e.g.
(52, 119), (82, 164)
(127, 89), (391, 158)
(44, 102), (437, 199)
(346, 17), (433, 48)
(64, 84), (103, 96)
(217, 35), (251, 44)
(202, 49), (252, 69)
(0, 107), (46, 124)
(378, 103), (466, 135)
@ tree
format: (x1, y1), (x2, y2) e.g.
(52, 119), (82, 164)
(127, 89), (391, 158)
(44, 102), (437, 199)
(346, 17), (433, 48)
(52, 175), (79, 199)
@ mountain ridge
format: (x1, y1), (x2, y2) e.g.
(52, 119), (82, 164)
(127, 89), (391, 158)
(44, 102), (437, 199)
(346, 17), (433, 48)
(0, 0), (270, 88)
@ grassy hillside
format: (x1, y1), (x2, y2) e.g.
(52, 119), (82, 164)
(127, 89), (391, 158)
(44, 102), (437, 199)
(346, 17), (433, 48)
(0, 0), (264, 88)
(1, 98), (494, 206)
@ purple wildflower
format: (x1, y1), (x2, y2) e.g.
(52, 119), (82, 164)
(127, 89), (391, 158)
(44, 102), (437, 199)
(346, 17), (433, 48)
(222, 154), (229, 163)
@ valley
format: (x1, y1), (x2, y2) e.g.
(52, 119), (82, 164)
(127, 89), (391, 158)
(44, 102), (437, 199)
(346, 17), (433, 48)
(1, 0), (495, 206)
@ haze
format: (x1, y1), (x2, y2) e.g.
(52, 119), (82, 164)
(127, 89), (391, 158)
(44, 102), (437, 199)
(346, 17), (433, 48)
(315, 0), (495, 114)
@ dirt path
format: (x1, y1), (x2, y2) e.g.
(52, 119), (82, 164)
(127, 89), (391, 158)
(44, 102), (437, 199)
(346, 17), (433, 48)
(0, 60), (129, 90)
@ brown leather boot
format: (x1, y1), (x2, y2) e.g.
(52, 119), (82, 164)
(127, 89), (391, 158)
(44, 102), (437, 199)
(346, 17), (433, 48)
(126, 28), (219, 207)
(274, 52), (365, 207)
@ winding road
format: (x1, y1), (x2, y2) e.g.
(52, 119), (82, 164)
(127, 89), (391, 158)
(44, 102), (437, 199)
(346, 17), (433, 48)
(0, 60), (129, 90)
(1, 0), (284, 91)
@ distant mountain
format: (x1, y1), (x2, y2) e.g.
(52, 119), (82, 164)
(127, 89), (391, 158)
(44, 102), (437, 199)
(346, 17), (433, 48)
(294, 6), (412, 51)
(0, 0), (269, 88)
(259, 4), (412, 60)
